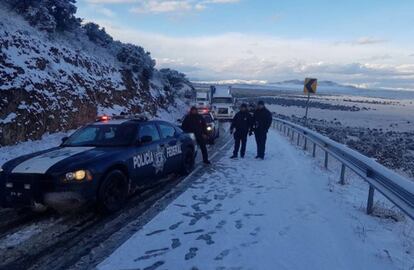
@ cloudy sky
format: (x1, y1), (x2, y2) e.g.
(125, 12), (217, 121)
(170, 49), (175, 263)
(76, 0), (414, 89)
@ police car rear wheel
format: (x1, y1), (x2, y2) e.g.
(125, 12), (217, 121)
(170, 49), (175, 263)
(98, 170), (128, 213)
(181, 149), (195, 175)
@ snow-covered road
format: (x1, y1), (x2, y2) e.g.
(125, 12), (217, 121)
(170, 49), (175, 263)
(98, 129), (413, 270)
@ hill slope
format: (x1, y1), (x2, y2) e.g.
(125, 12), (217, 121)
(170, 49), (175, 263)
(0, 3), (193, 146)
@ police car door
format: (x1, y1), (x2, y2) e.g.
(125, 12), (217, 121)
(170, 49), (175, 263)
(157, 122), (182, 174)
(133, 123), (162, 185)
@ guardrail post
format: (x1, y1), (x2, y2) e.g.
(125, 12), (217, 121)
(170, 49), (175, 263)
(297, 133), (300, 146)
(367, 185), (375, 215)
(304, 137), (307, 150)
(312, 143), (316, 157)
(291, 130), (295, 141)
(324, 151), (329, 169)
(339, 164), (346, 185)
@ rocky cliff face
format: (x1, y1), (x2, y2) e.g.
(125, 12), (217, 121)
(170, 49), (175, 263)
(0, 5), (194, 146)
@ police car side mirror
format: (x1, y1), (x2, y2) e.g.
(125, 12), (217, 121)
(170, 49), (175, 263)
(139, 135), (153, 145)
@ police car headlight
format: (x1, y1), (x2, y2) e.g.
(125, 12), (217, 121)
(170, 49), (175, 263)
(206, 126), (213, 131)
(65, 170), (92, 182)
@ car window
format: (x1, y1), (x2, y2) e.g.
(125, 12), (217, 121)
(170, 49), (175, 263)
(159, 123), (176, 138)
(64, 124), (137, 147)
(139, 124), (160, 142)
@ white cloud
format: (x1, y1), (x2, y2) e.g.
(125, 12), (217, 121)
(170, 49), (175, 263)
(129, 0), (240, 14)
(94, 5), (117, 17)
(131, 1), (192, 13)
(354, 37), (388, 45)
(95, 20), (414, 87)
(86, 0), (136, 3)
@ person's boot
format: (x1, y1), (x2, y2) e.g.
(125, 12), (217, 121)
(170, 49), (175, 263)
(203, 160), (211, 165)
(230, 154), (238, 159)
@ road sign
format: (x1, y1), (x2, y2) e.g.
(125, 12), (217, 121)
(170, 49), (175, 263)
(303, 78), (317, 126)
(304, 78), (317, 94)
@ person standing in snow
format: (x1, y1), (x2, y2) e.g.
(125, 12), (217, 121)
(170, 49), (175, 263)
(230, 103), (252, 159)
(253, 101), (272, 160)
(181, 106), (211, 165)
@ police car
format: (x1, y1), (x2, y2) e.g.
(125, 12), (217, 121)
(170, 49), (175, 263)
(201, 112), (220, 145)
(0, 116), (197, 213)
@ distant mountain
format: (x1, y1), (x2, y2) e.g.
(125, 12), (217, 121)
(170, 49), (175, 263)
(268, 80), (356, 88)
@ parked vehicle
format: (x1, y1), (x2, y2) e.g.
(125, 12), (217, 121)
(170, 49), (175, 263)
(0, 116), (197, 213)
(201, 112), (220, 145)
(211, 86), (235, 120)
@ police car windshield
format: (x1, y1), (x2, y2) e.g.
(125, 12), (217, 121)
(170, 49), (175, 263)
(202, 114), (213, 123)
(63, 124), (137, 147)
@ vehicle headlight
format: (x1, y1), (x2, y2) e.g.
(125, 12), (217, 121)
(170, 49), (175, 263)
(65, 170), (92, 182)
(0, 166), (3, 173)
(206, 126), (213, 131)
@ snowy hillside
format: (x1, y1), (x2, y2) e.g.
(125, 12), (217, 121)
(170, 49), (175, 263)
(0, 2), (194, 146)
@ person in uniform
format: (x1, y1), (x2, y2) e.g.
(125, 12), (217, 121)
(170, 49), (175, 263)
(253, 101), (272, 160)
(182, 106), (211, 165)
(230, 103), (252, 159)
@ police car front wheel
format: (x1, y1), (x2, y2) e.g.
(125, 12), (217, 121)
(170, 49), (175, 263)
(98, 170), (128, 213)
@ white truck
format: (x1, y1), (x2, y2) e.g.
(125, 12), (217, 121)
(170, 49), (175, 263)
(195, 91), (210, 108)
(211, 85), (235, 120)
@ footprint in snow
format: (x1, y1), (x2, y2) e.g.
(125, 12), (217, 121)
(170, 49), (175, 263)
(143, 260), (165, 270)
(185, 247), (198, 260)
(169, 221), (184, 230)
(196, 232), (216, 245)
(250, 227), (261, 237)
(171, 238), (181, 249)
(214, 249), (230, 261)
(146, 229), (166, 236)
(235, 220), (243, 229)
(216, 220), (226, 229)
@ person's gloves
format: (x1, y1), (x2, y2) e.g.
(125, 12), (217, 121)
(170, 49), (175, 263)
(230, 128), (234, 135)
(249, 131), (253, 136)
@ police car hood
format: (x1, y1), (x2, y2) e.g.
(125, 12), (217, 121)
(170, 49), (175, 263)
(4, 147), (114, 174)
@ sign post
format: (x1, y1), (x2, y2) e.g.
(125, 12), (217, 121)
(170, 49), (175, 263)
(303, 78), (317, 126)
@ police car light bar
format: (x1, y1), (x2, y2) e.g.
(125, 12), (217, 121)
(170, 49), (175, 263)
(96, 115), (111, 122)
(112, 114), (149, 121)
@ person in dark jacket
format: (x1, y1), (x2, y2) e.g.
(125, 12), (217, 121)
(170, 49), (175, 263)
(230, 103), (252, 159)
(253, 101), (272, 159)
(182, 107), (211, 164)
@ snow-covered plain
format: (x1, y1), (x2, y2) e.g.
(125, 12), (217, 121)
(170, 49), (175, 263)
(98, 129), (414, 270)
(267, 96), (414, 132)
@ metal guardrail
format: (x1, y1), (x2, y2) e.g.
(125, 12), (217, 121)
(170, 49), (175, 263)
(272, 117), (414, 220)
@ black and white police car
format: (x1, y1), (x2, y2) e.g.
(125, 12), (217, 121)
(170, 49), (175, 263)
(0, 116), (197, 213)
